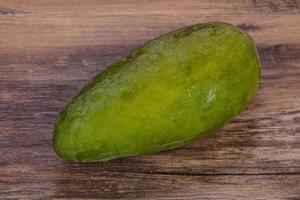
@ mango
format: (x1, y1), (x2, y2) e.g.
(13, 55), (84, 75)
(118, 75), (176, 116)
(53, 22), (260, 162)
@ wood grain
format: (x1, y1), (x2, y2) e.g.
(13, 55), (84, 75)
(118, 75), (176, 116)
(0, 0), (299, 199)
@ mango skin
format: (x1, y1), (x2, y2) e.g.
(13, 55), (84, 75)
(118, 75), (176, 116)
(53, 22), (260, 162)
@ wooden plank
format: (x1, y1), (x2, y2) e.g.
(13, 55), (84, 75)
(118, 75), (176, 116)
(1, 172), (300, 199)
(1, 0), (299, 14)
(0, 0), (299, 14)
(0, 0), (299, 50)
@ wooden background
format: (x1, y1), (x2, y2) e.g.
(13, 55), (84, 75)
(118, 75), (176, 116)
(0, 0), (299, 199)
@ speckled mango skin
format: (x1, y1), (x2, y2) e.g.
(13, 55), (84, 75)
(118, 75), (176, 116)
(53, 22), (260, 162)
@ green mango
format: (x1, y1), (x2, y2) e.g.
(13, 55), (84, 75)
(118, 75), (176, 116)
(53, 22), (260, 162)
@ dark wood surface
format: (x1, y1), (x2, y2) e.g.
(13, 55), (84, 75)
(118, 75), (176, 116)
(0, 1), (299, 199)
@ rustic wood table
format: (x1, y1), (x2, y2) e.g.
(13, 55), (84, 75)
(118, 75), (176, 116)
(1, 1), (299, 199)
